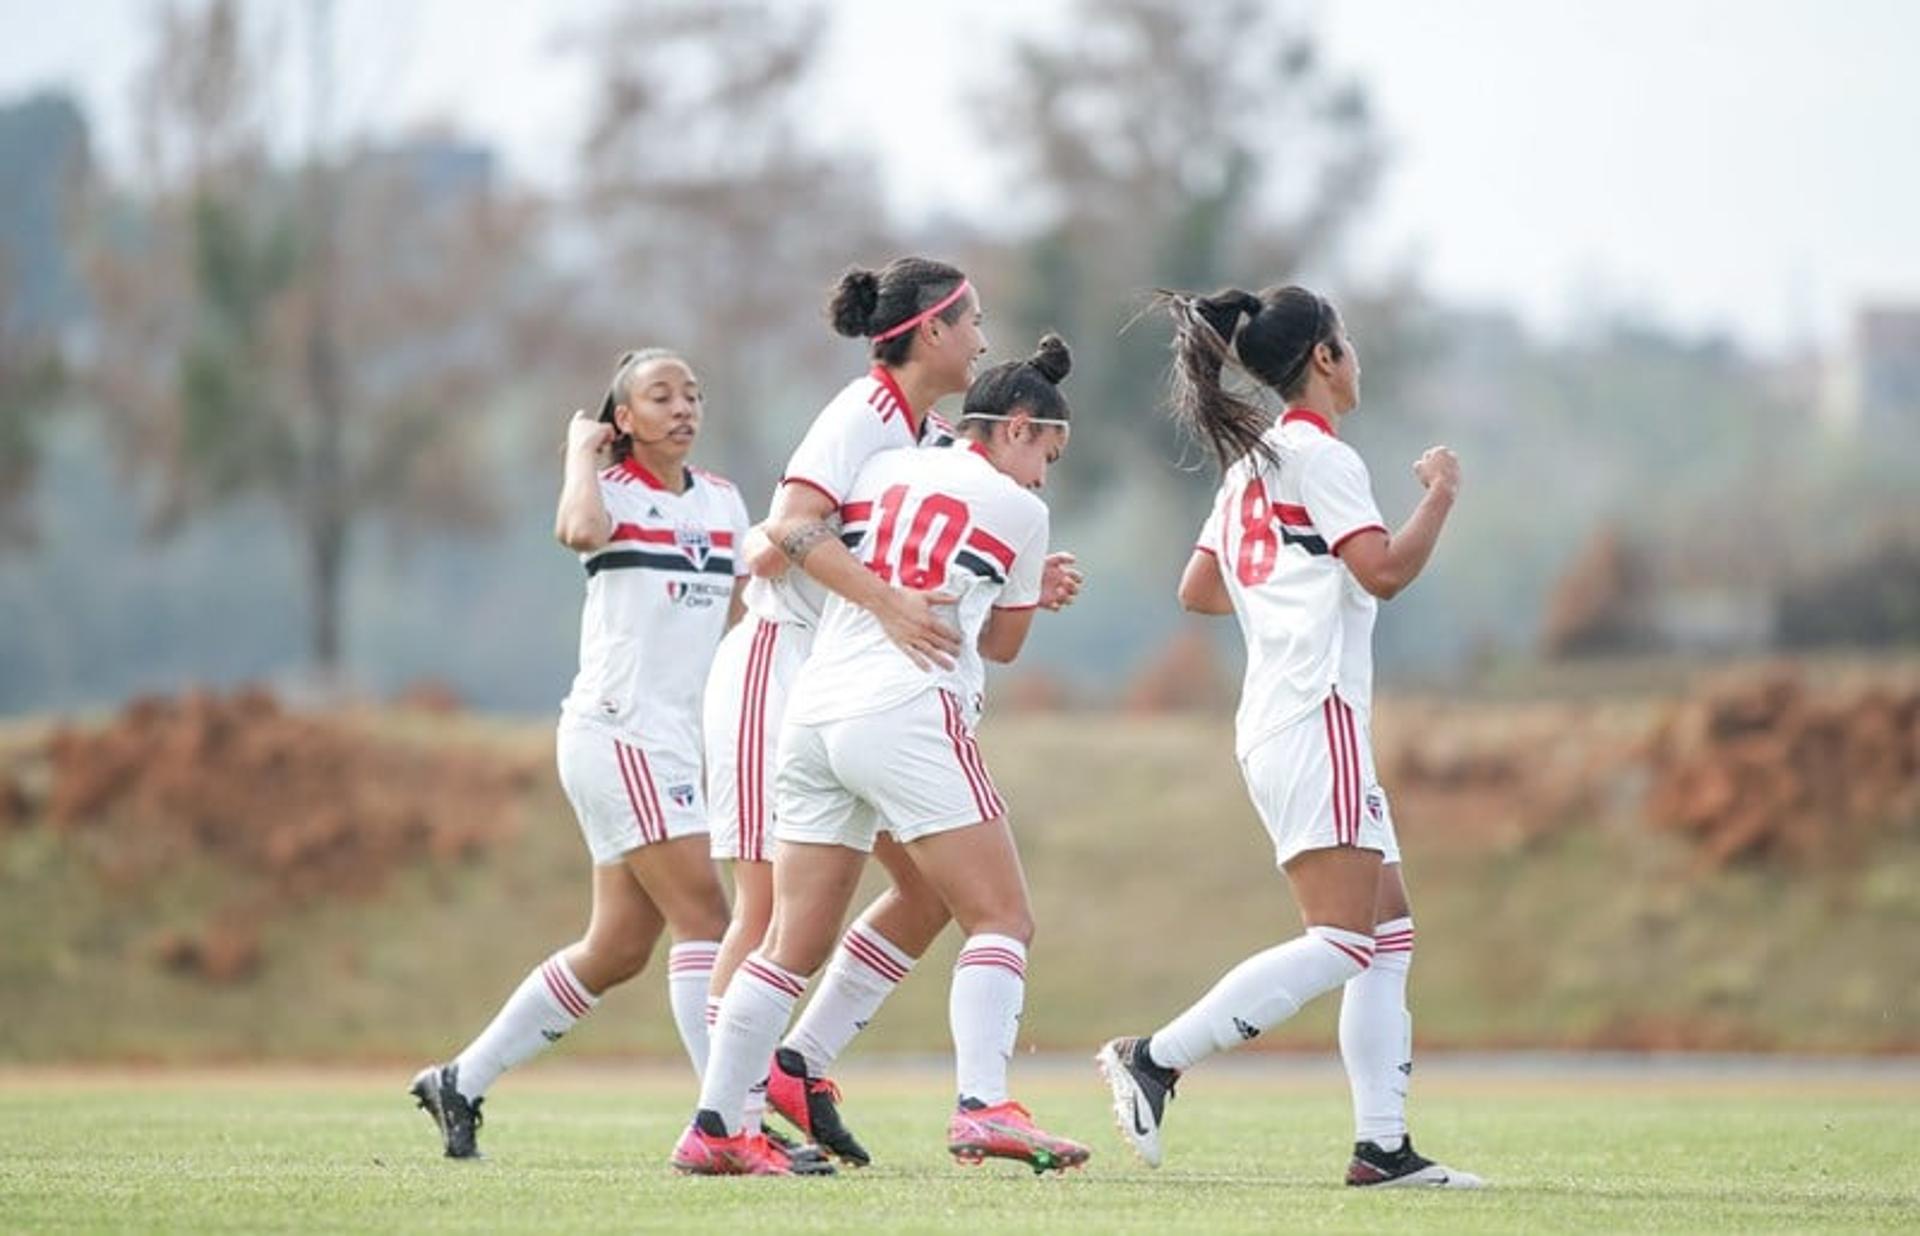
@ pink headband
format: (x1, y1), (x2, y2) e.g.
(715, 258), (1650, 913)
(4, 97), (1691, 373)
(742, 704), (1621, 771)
(871, 279), (972, 342)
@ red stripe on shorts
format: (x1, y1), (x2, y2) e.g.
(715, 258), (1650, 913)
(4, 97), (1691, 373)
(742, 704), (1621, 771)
(1322, 698), (1347, 846)
(940, 691), (1004, 820)
(1337, 696), (1362, 846)
(629, 744), (666, 845)
(613, 739), (655, 845)
(737, 619), (778, 862)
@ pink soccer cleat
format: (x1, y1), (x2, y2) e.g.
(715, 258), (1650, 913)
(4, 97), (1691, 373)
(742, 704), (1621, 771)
(947, 1100), (1091, 1174)
(670, 1112), (793, 1176)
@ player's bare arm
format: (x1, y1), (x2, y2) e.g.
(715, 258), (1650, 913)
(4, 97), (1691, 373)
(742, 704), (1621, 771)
(978, 606), (1037, 663)
(764, 483), (963, 673)
(1177, 548), (1233, 615)
(1337, 446), (1460, 601)
(554, 409), (615, 551)
(725, 577), (749, 629)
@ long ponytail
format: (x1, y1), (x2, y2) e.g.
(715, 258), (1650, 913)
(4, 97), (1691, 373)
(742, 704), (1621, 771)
(1156, 284), (1344, 474)
(1156, 288), (1274, 473)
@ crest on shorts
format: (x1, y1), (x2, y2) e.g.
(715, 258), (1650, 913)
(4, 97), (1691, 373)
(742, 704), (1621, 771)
(669, 782), (696, 809)
(675, 522), (712, 568)
(1365, 787), (1385, 823)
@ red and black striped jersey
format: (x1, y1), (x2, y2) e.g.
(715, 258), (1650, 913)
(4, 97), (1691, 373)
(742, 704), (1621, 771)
(745, 366), (952, 629)
(561, 459), (750, 751)
(787, 442), (1048, 727)
(1198, 410), (1387, 755)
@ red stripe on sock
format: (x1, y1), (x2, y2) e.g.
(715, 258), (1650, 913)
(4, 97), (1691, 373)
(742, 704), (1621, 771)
(841, 931), (909, 983)
(956, 948), (1027, 976)
(741, 958), (805, 1000)
(542, 960), (590, 1018)
(955, 956), (1027, 979)
(1323, 938), (1374, 969)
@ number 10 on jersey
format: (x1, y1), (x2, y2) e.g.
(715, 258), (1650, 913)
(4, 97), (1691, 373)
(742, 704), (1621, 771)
(866, 485), (971, 590)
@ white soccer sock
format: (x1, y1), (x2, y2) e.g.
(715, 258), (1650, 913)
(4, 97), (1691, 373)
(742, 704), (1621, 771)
(950, 934), (1027, 1107)
(696, 953), (807, 1135)
(704, 994), (723, 1030)
(1340, 917), (1414, 1147)
(783, 918), (916, 1076)
(667, 941), (720, 1080)
(453, 951), (598, 1099)
(1147, 926), (1374, 1072)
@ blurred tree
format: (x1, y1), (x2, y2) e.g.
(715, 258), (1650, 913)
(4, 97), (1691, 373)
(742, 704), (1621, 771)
(981, 0), (1387, 495)
(567, 0), (891, 493)
(0, 91), (91, 549)
(85, 0), (541, 677)
(0, 266), (65, 549)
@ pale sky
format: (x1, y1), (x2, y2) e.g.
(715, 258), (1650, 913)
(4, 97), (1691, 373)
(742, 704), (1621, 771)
(3, 0), (1916, 352)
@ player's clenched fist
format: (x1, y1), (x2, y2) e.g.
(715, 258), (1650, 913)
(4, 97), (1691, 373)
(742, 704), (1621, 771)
(566, 408), (615, 457)
(1412, 446), (1460, 496)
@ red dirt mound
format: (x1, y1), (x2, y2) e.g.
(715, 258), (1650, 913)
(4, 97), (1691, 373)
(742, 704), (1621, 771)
(1644, 667), (1920, 867)
(39, 688), (539, 978)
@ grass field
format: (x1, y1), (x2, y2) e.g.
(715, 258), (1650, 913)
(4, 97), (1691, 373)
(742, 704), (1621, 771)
(2, 1063), (1916, 1233)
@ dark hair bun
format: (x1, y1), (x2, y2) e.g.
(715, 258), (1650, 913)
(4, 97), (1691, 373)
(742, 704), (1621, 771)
(1027, 332), (1072, 385)
(828, 267), (882, 337)
(1196, 288), (1262, 345)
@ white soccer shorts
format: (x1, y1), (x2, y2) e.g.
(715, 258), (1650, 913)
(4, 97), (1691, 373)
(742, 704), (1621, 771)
(773, 689), (1006, 853)
(1239, 691), (1400, 869)
(703, 617), (811, 862)
(555, 715), (707, 866)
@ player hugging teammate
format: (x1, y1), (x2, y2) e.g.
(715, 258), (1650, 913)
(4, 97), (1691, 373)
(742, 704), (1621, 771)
(411, 265), (1481, 1191)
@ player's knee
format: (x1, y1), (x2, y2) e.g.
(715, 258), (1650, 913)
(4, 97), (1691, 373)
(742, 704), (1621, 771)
(964, 907), (1033, 946)
(583, 935), (654, 985)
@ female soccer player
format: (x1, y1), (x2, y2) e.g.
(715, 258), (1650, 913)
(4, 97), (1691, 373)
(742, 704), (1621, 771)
(675, 336), (1091, 1177)
(1096, 287), (1484, 1189)
(410, 350), (746, 1160)
(702, 259), (1079, 1165)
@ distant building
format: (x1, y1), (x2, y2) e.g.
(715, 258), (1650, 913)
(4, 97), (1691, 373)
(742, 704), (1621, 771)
(1821, 304), (1920, 437)
(0, 90), (91, 338)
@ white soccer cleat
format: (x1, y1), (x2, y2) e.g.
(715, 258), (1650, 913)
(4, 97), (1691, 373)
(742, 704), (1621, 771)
(1345, 1137), (1487, 1189)
(1095, 1036), (1179, 1169)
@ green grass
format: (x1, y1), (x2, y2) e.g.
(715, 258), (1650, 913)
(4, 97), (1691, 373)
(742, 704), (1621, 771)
(2, 1066), (1916, 1233)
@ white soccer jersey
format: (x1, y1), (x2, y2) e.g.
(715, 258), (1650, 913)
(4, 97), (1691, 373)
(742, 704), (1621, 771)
(786, 442), (1048, 726)
(560, 459), (750, 754)
(745, 367), (953, 629)
(1197, 409), (1388, 757)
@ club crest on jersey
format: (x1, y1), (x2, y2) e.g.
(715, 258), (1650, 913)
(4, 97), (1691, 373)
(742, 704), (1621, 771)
(668, 783), (696, 809)
(1365, 787), (1385, 823)
(674, 522), (712, 569)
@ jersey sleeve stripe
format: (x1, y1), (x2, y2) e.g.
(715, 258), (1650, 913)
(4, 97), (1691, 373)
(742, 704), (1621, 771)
(1194, 543), (1218, 557)
(990, 602), (1037, 612)
(955, 549), (1006, 585)
(840, 500), (874, 522)
(963, 526), (1017, 571)
(1276, 503), (1315, 527)
(1329, 524), (1387, 555)
(779, 475), (841, 506)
